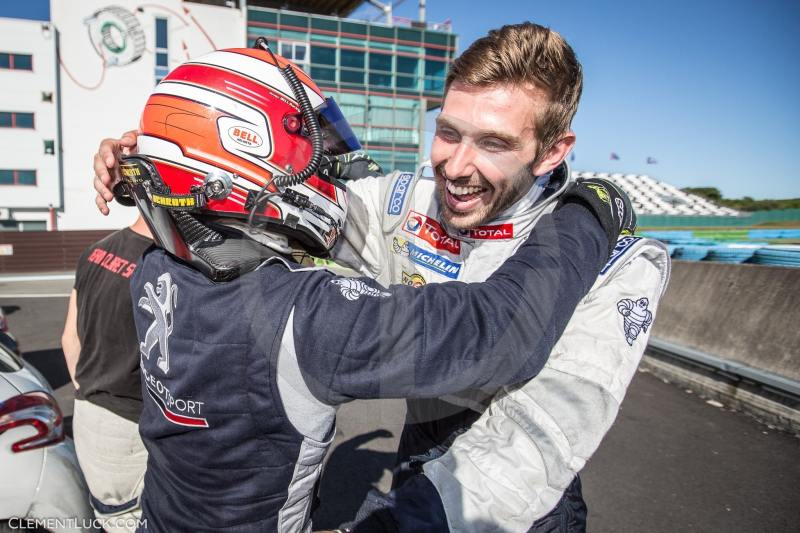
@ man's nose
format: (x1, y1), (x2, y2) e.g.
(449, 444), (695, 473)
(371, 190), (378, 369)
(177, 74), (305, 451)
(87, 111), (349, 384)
(444, 141), (476, 179)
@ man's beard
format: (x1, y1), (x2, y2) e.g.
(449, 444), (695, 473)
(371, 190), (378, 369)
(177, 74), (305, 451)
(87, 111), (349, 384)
(435, 162), (536, 231)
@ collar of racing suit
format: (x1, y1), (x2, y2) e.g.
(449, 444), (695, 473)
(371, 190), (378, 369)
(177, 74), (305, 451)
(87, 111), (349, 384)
(444, 168), (572, 242)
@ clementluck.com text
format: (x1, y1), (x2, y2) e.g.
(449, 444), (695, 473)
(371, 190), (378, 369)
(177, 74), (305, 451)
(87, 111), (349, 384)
(6, 517), (147, 530)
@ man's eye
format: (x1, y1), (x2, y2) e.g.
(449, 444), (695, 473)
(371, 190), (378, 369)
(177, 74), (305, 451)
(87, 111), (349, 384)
(436, 127), (459, 142)
(480, 138), (508, 151)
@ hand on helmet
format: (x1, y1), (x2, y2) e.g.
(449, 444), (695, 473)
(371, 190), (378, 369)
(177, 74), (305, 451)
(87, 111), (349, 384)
(318, 151), (383, 181)
(557, 177), (637, 256)
(93, 130), (140, 215)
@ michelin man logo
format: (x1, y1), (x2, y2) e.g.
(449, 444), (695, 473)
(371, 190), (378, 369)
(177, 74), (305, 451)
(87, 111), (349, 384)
(139, 273), (178, 374)
(331, 279), (390, 301)
(617, 297), (652, 346)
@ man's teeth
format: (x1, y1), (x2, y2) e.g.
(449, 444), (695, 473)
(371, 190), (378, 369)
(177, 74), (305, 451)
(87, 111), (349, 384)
(447, 182), (484, 196)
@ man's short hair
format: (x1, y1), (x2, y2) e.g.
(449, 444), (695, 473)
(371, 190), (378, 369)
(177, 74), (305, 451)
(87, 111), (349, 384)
(446, 22), (583, 161)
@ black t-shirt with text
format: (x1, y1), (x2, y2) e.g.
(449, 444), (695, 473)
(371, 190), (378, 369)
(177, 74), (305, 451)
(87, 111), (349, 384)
(74, 227), (152, 422)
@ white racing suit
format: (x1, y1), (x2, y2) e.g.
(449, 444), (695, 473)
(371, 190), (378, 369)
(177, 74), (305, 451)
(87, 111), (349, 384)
(333, 165), (671, 532)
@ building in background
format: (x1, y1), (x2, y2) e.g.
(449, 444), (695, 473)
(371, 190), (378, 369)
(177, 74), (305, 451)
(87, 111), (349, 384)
(0, 15), (61, 231)
(246, 5), (457, 172)
(0, 0), (456, 231)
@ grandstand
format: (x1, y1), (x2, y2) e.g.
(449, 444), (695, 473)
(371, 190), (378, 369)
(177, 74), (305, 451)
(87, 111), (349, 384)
(570, 170), (800, 268)
(573, 171), (740, 216)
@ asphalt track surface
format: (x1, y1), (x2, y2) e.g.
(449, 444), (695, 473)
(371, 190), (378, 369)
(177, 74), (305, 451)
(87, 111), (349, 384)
(1, 277), (798, 532)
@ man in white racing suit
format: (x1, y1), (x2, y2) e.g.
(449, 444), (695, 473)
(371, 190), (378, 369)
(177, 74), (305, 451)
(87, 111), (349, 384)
(92, 22), (669, 533)
(330, 162), (669, 532)
(321, 22), (670, 533)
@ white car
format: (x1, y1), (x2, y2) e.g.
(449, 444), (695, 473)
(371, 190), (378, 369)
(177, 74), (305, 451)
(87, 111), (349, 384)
(0, 341), (96, 532)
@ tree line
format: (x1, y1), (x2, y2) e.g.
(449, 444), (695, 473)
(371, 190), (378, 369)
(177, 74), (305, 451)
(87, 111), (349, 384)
(682, 187), (800, 212)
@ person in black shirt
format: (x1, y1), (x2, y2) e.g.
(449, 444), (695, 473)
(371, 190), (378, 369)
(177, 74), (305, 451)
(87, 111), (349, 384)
(61, 215), (152, 533)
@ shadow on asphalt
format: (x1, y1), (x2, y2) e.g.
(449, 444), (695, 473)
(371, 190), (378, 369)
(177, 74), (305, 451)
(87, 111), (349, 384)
(24, 348), (71, 390)
(313, 429), (396, 529)
(1, 305), (21, 315)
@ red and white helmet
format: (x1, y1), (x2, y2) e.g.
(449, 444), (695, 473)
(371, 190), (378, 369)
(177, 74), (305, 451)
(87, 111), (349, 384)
(119, 43), (360, 280)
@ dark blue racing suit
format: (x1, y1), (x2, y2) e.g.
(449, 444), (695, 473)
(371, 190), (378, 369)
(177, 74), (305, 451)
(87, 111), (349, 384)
(131, 203), (607, 532)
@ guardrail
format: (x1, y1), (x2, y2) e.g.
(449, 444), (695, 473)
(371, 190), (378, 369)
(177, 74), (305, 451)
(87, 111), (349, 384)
(647, 337), (800, 401)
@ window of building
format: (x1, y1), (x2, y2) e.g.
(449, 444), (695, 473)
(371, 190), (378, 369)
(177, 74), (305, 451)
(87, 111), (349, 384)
(397, 28), (422, 43)
(369, 52), (392, 72)
(155, 18), (169, 84)
(280, 13), (309, 30)
(44, 140), (55, 155)
(425, 47), (447, 58)
(394, 100), (420, 126)
(340, 49), (364, 69)
(155, 18), (168, 49)
(311, 46), (336, 66)
(336, 94), (367, 124)
(0, 169), (37, 186)
(310, 66), (336, 82)
(278, 42), (308, 67)
(396, 75), (418, 90)
(341, 21), (367, 36)
(369, 25), (394, 40)
(0, 112), (34, 129)
(425, 59), (447, 78)
(248, 9), (277, 25)
(340, 70), (364, 85)
(368, 96), (394, 124)
(396, 56), (419, 76)
(424, 78), (445, 92)
(0, 53), (33, 71)
(369, 73), (392, 87)
(311, 17), (338, 32)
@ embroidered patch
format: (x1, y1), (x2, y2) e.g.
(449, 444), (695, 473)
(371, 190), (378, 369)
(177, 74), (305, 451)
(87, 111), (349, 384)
(587, 183), (610, 204)
(617, 297), (653, 346)
(460, 223), (514, 240)
(402, 271), (427, 287)
(601, 236), (642, 275)
(403, 211), (462, 254)
(392, 236), (462, 279)
(138, 272), (178, 374)
(330, 278), (391, 301)
(387, 172), (414, 215)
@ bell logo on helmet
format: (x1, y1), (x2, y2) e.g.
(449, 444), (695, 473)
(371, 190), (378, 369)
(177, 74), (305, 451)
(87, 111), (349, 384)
(227, 126), (263, 148)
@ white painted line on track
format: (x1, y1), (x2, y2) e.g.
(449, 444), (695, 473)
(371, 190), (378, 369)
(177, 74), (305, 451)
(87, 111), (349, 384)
(0, 293), (71, 298)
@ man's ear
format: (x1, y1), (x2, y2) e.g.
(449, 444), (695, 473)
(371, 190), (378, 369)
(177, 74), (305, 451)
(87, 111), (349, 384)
(532, 132), (576, 176)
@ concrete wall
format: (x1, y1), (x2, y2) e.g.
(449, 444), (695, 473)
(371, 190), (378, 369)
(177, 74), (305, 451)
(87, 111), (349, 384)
(652, 261), (800, 382)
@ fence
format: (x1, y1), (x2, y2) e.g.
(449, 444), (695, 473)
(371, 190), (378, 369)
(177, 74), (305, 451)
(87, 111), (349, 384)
(639, 208), (800, 228)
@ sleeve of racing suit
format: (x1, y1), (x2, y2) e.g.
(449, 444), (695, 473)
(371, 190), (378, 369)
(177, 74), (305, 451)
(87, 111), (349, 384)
(292, 202), (608, 405)
(415, 240), (671, 532)
(329, 174), (392, 280)
(344, 240), (671, 533)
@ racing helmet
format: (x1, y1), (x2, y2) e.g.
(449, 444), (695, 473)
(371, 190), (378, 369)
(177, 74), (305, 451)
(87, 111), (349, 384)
(117, 41), (360, 280)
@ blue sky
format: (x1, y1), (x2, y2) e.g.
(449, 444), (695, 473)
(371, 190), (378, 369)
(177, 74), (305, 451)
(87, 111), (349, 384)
(3, 0), (797, 199)
(352, 0), (800, 200)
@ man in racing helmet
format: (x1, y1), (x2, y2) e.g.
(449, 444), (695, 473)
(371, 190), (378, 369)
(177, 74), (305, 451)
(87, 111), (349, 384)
(94, 23), (669, 533)
(109, 41), (630, 532)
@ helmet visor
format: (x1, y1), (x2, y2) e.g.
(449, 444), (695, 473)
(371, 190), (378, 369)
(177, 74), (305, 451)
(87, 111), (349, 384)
(316, 97), (362, 155)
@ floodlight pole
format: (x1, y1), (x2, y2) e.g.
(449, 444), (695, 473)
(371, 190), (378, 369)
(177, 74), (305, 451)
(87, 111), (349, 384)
(366, 0), (393, 25)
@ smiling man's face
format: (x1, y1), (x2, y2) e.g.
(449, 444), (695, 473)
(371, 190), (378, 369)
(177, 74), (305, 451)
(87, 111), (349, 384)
(431, 81), (571, 230)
